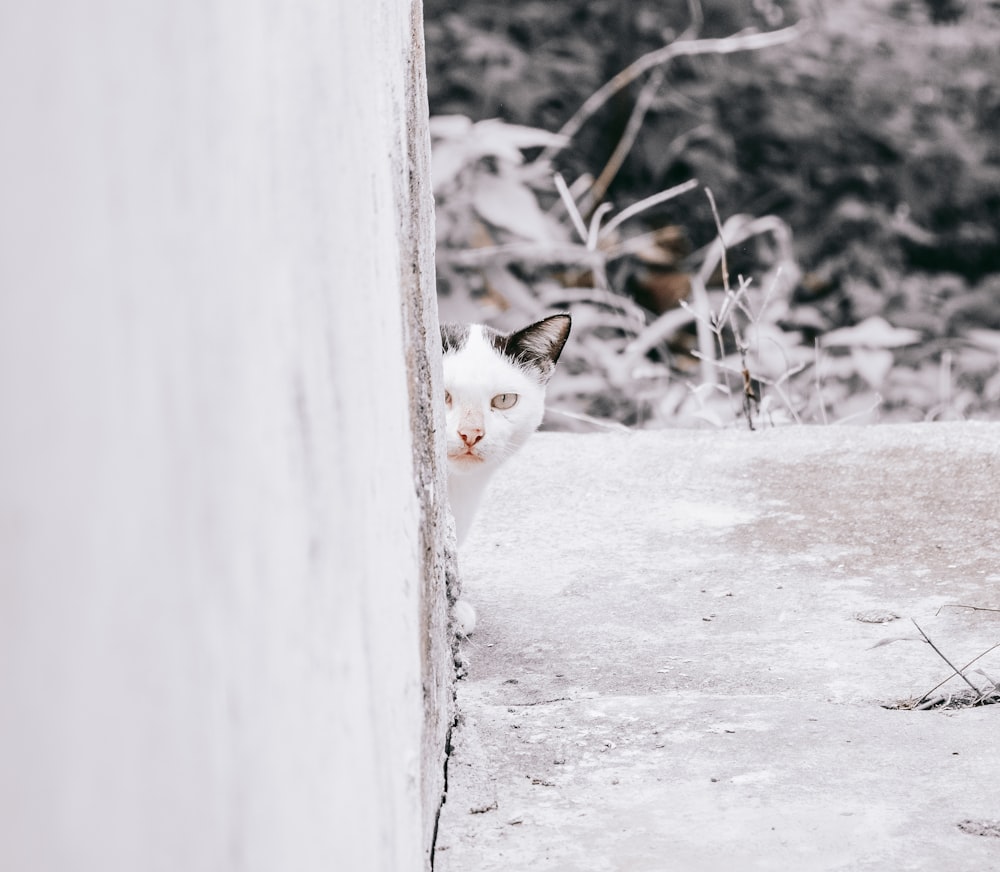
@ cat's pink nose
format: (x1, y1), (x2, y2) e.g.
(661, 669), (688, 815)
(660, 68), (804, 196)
(459, 427), (483, 447)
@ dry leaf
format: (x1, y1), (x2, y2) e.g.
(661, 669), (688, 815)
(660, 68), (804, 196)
(822, 316), (921, 349)
(473, 173), (554, 241)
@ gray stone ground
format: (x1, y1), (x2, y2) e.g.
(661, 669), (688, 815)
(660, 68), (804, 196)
(434, 422), (1000, 872)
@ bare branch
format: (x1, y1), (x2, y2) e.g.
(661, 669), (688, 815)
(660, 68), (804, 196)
(599, 179), (700, 240)
(537, 22), (810, 163)
(589, 67), (666, 207)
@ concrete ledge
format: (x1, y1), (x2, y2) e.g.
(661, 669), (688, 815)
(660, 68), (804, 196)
(436, 422), (1000, 871)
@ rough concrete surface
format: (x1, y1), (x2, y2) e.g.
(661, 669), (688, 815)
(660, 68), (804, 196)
(436, 422), (1000, 872)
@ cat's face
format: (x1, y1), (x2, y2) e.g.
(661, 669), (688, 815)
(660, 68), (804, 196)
(440, 314), (571, 476)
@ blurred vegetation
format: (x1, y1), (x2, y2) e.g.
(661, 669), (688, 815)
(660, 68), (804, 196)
(424, 0), (1000, 427)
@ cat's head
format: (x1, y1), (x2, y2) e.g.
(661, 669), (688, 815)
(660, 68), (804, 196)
(440, 314), (571, 475)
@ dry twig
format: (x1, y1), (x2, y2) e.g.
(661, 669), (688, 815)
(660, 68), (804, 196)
(936, 604), (1000, 616)
(537, 22), (809, 163)
(918, 640), (1000, 703)
(911, 619), (982, 697)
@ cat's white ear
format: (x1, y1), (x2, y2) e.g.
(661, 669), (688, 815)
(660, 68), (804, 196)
(506, 313), (571, 382)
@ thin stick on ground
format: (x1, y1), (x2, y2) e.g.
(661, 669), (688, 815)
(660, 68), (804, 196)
(918, 640), (1000, 703)
(911, 619), (982, 696)
(936, 604), (1000, 616)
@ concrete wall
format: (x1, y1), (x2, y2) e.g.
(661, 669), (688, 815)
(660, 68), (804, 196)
(0, 2), (452, 871)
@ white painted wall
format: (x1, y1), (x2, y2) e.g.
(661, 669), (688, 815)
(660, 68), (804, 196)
(0, 2), (448, 871)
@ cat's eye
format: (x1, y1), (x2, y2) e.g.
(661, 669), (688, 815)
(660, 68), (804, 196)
(491, 393), (518, 410)
(445, 390), (452, 406)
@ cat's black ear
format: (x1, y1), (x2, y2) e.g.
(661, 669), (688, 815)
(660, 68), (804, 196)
(440, 322), (470, 355)
(505, 313), (571, 382)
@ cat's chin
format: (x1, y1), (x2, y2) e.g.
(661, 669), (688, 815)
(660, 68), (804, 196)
(447, 451), (490, 472)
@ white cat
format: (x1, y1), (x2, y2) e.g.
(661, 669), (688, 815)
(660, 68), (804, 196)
(440, 313), (571, 636)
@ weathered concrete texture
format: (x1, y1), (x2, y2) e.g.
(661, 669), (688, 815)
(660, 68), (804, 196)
(0, 2), (447, 871)
(394, 0), (459, 861)
(437, 422), (1000, 871)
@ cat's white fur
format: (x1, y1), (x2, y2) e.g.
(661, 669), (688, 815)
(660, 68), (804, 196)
(442, 315), (570, 636)
(443, 325), (549, 544)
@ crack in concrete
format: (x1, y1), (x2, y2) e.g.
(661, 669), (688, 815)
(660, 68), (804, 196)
(428, 713), (458, 871)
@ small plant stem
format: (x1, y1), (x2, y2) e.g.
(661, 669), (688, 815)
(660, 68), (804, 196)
(831, 394), (882, 425)
(938, 348), (953, 411)
(587, 203), (614, 249)
(706, 190), (758, 428)
(686, 277), (719, 387)
(918, 641), (1000, 702)
(589, 67), (665, 208)
(767, 380), (803, 425)
(813, 338), (829, 425)
(705, 188), (731, 294)
(553, 173), (589, 244)
(599, 179), (699, 239)
(911, 619), (982, 696)
(684, 0), (705, 36)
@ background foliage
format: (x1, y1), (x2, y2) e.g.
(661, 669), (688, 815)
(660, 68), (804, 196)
(425, 0), (1000, 427)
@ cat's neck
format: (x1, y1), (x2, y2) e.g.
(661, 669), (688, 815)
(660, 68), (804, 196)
(448, 465), (496, 545)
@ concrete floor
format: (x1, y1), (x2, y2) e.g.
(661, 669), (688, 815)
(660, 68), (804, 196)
(434, 422), (1000, 872)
